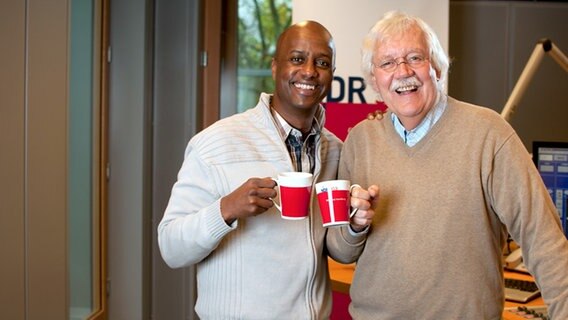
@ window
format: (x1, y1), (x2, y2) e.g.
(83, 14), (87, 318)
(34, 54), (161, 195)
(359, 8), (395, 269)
(236, 0), (291, 113)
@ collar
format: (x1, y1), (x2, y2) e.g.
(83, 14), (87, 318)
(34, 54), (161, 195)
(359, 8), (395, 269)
(268, 95), (324, 142)
(391, 94), (447, 146)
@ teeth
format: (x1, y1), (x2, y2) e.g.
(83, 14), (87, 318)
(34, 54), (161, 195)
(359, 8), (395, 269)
(396, 85), (418, 92)
(295, 83), (315, 90)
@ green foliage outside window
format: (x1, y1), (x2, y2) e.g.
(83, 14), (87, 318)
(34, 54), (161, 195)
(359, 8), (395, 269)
(238, 0), (291, 113)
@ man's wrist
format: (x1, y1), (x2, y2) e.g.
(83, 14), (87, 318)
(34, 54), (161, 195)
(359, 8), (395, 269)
(349, 224), (370, 235)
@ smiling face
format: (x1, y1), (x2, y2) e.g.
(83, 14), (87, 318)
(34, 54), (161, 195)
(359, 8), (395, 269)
(271, 21), (335, 130)
(371, 24), (440, 130)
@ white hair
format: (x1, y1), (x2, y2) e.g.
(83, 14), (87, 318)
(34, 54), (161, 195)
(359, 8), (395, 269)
(361, 10), (450, 99)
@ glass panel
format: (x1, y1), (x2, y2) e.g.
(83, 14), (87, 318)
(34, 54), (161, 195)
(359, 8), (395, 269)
(237, 0), (292, 113)
(69, 0), (96, 319)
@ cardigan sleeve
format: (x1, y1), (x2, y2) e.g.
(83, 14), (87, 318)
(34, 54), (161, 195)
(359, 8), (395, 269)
(157, 142), (236, 268)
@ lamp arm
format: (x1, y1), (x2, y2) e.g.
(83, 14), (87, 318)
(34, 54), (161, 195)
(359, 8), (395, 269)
(501, 38), (568, 122)
(548, 41), (568, 73)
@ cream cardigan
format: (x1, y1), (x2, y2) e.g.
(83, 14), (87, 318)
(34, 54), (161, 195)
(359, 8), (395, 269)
(158, 93), (354, 319)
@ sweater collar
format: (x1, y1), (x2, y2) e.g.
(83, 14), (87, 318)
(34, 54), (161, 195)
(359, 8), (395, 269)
(262, 93), (324, 143)
(390, 94), (448, 147)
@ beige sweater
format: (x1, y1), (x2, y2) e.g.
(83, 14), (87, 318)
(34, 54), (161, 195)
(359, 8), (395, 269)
(331, 97), (568, 319)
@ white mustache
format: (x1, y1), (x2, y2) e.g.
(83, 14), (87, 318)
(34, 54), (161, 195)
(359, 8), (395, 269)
(390, 76), (422, 91)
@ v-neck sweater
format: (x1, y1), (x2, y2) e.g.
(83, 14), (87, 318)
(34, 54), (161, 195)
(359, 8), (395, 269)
(334, 97), (568, 319)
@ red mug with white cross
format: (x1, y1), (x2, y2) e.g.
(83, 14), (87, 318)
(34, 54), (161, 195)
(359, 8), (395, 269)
(315, 180), (357, 227)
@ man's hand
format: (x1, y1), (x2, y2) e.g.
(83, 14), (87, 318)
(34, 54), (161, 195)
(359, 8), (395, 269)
(349, 184), (379, 232)
(220, 177), (277, 225)
(367, 109), (386, 120)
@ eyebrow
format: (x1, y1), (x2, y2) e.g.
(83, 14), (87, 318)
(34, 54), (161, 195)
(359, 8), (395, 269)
(378, 49), (425, 59)
(290, 49), (332, 60)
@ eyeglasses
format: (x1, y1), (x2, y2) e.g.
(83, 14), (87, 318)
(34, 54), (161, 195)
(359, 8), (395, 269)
(373, 53), (429, 73)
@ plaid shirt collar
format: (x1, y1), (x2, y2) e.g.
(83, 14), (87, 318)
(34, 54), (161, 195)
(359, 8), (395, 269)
(268, 96), (324, 143)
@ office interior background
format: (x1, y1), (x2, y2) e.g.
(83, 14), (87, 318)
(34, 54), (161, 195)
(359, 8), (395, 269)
(1, 0), (566, 319)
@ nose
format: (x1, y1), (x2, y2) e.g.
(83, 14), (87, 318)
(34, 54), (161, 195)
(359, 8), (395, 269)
(394, 60), (413, 76)
(301, 61), (318, 77)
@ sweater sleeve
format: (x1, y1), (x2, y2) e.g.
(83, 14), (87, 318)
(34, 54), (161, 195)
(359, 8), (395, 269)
(325, 127), (369, 264)
(157, 142), (236, 268)
(490, 133), (568, 318)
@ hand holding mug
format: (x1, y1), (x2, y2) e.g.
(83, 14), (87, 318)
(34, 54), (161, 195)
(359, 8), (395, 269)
(220, 177), (277, 224)
(349, 184), (379, 232)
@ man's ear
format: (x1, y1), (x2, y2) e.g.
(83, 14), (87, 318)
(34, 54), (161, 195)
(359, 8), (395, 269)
(370, 75), (379, 92)
(271, 58), (277, 80)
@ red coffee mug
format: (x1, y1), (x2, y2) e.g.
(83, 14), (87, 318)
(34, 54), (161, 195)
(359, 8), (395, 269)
(272, 172), (313, 220)
(315, 180), (358, 227)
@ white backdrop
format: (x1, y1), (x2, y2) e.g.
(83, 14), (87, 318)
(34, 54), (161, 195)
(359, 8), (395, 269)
(292, 0), (449, 104)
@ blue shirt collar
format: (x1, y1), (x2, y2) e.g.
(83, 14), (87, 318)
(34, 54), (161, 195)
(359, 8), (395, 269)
(391, 94), (447, 147)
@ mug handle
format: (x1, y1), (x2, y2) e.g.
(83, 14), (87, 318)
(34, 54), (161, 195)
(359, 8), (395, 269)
(349, 184), (362, 218)
(271, 178), (282, 212)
